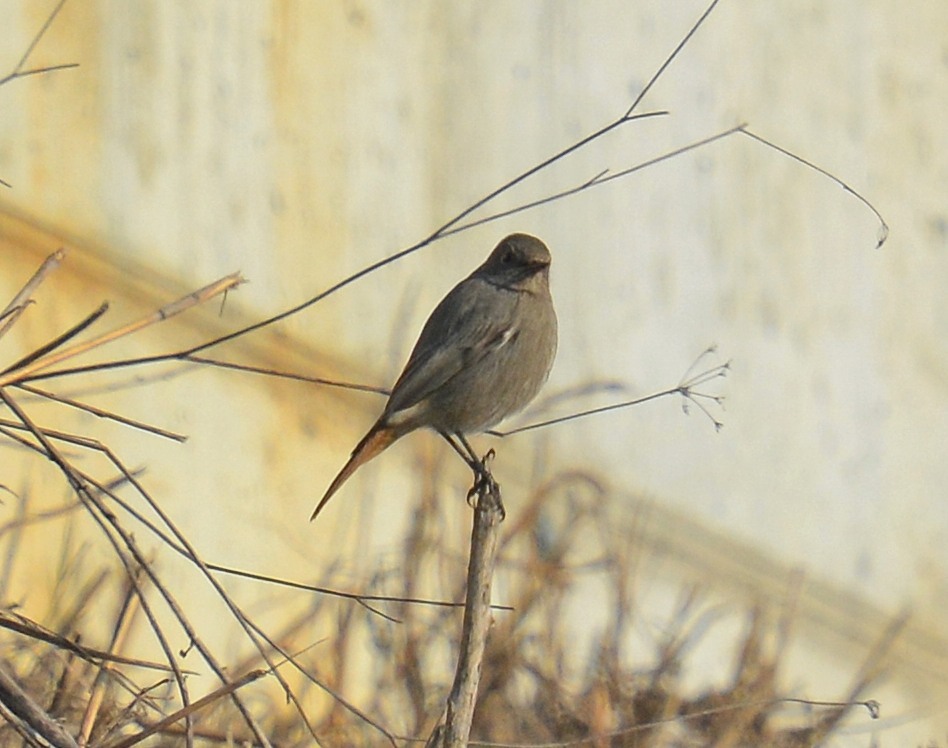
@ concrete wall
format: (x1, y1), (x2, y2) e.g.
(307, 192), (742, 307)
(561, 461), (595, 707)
(1, 1), (945, 744)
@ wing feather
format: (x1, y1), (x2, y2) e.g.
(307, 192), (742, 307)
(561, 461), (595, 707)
(384, 277), (515, 418)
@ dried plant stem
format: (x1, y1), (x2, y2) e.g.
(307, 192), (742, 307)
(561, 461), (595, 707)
(0, 609), (172, 672)
(0, 412), (374, 744)
(427, 475), (504, 747)
(0, 390), (264, 747)
(0, 248), (64, 338)
(0, 662), (80, 748)
(78, 575), (142, 745)
(13, 383), (187, 441)
(0, 272), (243, 387)
(0, 0), (77, 89)
(104, 669), (267, 748)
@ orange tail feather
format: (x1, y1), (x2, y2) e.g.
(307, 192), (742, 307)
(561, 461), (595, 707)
(310, 424), (400, 520)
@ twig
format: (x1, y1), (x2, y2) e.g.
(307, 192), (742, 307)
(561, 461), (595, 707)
(0, 415), (502, 618)
(205, 562), (513, 618)
(0, 0), (78, 90)
(0, 273), (243, 387)
(438, 125), (741, 239)
(237, 611), (398, 746)
(457, 696), (882, 747)
(739, 127), (889, 248)
(0, 249), (65, 339)
(2, 303), (110, 376)
(0, 416), (392, 742)
(14, 383), (186, 441)
(493, 348), (729, 437)
(52, 433), (325, 744)
(73, 504), (270, 746)
(0, 609), (176, 673)
(0, 0), (78, 187)
(86, 114), (665, 362)
(81, 457), (352, 744)
(185, 354), (390, 396)
(427, 459), (505, 748)
(78, 573), (142, 745)
(103, 669), (267, 748)
(0, 392), (200, 747)
(624, 0), (722, 118)
(20, 120), (881, 397)
(0, 662), (80, 748)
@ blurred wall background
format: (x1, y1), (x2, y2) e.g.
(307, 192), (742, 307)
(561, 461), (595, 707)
(1, 1), (945, 744)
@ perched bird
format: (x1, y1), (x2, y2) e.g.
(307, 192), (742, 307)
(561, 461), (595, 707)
(310, 233), (557, 520)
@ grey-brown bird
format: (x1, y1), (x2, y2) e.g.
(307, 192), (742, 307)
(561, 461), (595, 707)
(310, 233), (557, 520)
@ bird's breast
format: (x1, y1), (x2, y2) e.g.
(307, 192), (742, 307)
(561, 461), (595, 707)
(426, 291), (557, 434)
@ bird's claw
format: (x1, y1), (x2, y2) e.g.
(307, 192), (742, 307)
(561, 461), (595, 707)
(466, 450), (505, 520)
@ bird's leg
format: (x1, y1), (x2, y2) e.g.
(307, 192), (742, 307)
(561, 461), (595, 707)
(439, 430), (480, 471)
(457, 434), (504, 519)
(437, 431), (505, 518)
(456, 433), (491, 481)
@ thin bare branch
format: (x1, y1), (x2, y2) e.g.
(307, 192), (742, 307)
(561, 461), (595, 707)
(0, 662), (79, 748)
(0, 393), (201, 747)
(0, 418), (485, 621)
(458, 696), (882, 747)
(78, 573), (142, 744)
(0, 609), (177, 673)
(0, 418), (280, 745)
(33, 425), (324, 745)
(206, 563), (512, 616)
(14, 382), (187, 442)
(445, 124), (741, 238)
(0, 249), (65, 339)
(494, 349), (729, 437)
(0, 1), (77, 188)
(104, 669), (267, 748)
(2, 302), (110, 375)
(623, 0), (723, 118)
(0, 273), (243, 387)
(739, 126), (889, 248)
(427, 458), (505, 748)
(1, 61), (79, 86)
(138, 114), (664, 360)
(184, 354), (390, 396)
(0, 0), (77, 89)
(236, 612), (399, 746)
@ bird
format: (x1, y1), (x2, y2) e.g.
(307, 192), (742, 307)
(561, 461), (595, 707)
(310, 233), (558, 520)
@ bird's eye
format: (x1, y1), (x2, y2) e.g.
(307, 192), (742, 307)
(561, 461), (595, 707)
(501, 248), (514, 263)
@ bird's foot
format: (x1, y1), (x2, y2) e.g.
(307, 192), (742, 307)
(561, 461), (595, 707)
(466, 448), (505, 519)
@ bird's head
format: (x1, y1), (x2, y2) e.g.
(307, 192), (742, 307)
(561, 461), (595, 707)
(479, 233), (552, 291)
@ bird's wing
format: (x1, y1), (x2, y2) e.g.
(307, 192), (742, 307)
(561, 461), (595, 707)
(384, 278), (515, 418)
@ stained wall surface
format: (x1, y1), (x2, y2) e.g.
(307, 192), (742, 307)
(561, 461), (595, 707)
(1, 2), (945, 744)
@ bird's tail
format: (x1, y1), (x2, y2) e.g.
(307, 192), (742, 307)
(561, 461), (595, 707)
(310, 423), (400, 521)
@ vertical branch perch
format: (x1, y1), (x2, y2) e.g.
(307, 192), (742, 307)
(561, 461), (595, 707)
(427, 466), (504, 747)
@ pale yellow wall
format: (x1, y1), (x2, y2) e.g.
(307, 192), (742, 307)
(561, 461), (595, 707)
(1, 1), (946, 743)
